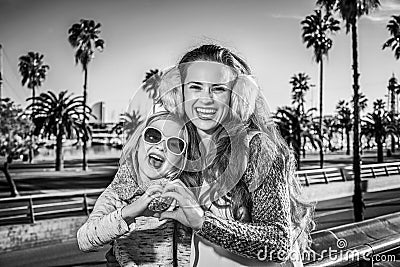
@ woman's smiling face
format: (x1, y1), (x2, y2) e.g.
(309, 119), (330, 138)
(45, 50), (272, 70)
(183, 62), (235, 134)
(137, 119), (186, 180)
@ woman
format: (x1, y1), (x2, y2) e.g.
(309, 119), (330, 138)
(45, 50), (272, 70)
(157, 44), (315, 266)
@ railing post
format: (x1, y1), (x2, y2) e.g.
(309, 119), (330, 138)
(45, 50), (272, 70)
(28, 198), (35, 224)
(83, 193), (89, 216)
(371, 167), (376, 178)
(323, 171), (328, 184)
(304, 174), (309, 186)
(384, 166), (389, 176)
(340, 168), (347, 181)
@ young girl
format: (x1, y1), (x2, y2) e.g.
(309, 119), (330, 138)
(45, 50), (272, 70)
(77, 111), (197, 267)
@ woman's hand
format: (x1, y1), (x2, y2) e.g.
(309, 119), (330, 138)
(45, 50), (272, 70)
(159, 180), (205, 230)
(121, 184), (163, 225)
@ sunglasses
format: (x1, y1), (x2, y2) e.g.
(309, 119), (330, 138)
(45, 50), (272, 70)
(142, 126), (187, 155)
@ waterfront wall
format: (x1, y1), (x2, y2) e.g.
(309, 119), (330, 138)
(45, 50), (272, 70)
(0, 216), (86, 253)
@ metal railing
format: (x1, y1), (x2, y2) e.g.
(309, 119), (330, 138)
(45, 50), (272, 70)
(305, 212), (400, 266)
(298, 161), (400, 186)
(343, 162), (400, 179)
(297, 167), (346, 186)
(306, 235), (400, 266)
(1, 162), (400, 226)
(0, 189), (103, 225)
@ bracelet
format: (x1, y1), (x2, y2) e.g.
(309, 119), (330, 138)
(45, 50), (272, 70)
(194, 210), (211, 234)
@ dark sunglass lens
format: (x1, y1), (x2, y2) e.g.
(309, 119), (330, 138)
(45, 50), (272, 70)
(144, 128), (162, 143)
(167, 138), (185, 154)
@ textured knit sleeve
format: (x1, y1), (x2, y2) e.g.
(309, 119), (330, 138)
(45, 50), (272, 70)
(195, 133), (291, 262)
(77, 164), (135, 252)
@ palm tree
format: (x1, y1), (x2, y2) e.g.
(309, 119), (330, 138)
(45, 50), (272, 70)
(353, 92), (369, 154)
(290, 73), (327, 165)
(28, 91), (92, 171)
(335, 100), (353, 155)
(301, 9), (340, 169)
(68, 19), (105, 171)
(362, 99), (395, 163)
(323, 115), (341, 152)
(290, 73), (313, 114)
(18, 52), (50, 105)
(143, 69), (163, 99)
(359, 92), (368, 112)
(18, 52), (49, 163)
(317, 0), (380, 222)
(111, 110), (143, 141)
(274, 106), (318, 169)
(142, 69), (163, 113)
(350, 92), (368, 113)
(275, 107), (302, 167)
(301, 108), (319, 159)
(385, 75), (400, 152)
(383, 15), (400, 59)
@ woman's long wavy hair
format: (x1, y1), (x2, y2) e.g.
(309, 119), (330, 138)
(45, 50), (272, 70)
(161, 44), (315, 253)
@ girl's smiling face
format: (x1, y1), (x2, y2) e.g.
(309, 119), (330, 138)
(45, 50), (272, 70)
(137, 119), (187, 180)
(182, 62), (236, 135)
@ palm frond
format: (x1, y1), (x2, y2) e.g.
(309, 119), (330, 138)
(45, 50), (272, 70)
(18, 51), (49, 91)
(68, 19), (105, 67)
(301, 9), (340, 63)
(29, 90), (93, 142)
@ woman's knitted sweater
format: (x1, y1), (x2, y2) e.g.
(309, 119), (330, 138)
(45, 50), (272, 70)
(77, 132), (292, 266)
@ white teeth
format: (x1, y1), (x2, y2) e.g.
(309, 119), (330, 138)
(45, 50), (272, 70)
(149, 154), (163, 161)
(153, 155), (162, 161)
(196, 108), (217, 114)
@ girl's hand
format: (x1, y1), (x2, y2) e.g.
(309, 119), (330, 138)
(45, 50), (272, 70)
(159, 180), (205, 230)
(121, 184), (163, 225)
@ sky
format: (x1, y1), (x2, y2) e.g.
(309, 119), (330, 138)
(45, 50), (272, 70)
(1, 0), (400, 122)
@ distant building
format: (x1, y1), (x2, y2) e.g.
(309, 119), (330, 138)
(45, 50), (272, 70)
(88, 102), (124, 146)
(90, 101), (105, 123)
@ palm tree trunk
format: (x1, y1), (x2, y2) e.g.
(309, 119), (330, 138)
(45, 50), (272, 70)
(82, 66), (88, 171)
(351, 18), (364, 222)
(328, 133), (333, 152)
(295, 124), (301, 170)
(377, 136), (384, 163)
(32, 85), (35, 108)
(391, 134), (396, 153)
(341, 129), (344, 150)
(346, 128), (350, 155)
(295, 143), (301, 170)
(28, 86), (36, 164)
(1, 156), (19, 197)
(55, 126), (64, 171)
(391, 90), (396, 152)
(319, 60), (324, 169)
